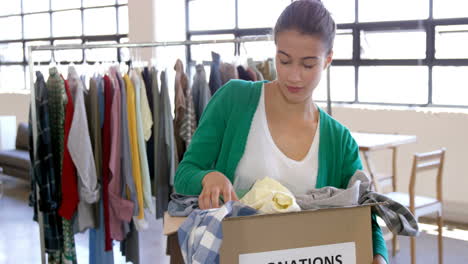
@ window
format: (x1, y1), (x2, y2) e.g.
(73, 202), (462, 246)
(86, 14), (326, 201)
(0, 0), (128, 92)
(433, 0), (468, 19)
(334, 30), (353, 59)
(189, 0), (235, 31)
(238, 0), (290, 29)
(360, 30), (426, 60)
(433, 66), (468, 106)
(191, 34), (236, 62)
(0, 16), (22, 40)
(240, 40), (276, 62)
(359, 0), (428, 22)
(359, 66), (428, 104)
(315, 66), (355, 102)
(435, 25), (468, 59)
(322, 0), (355, 24)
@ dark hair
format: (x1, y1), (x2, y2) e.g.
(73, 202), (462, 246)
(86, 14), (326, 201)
(273, 0), (336, 54)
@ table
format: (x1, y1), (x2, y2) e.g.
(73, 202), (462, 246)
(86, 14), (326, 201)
(352, 132), (417, 193)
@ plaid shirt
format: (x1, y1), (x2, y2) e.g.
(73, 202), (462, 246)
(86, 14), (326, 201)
(29, 71), (63, 252)
(177, 201), (257, 264)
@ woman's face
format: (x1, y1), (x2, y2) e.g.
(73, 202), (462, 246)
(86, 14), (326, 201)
(274, 29), (333, 104)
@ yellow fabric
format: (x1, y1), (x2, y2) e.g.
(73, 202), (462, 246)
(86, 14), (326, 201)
(124, 74), (145, 219)
(240, 177), (301, 214)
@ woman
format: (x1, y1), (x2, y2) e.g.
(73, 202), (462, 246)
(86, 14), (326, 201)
(174, 0), (388, 263)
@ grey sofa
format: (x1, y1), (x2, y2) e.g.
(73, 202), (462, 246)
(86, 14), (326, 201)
(0, 123), (31, 180)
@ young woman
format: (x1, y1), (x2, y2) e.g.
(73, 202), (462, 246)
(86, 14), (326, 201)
(174, 0), (388, 263)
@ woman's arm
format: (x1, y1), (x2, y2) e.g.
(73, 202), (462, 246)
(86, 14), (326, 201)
(174, 81), (232, 195)
(342, 131), (389, 264)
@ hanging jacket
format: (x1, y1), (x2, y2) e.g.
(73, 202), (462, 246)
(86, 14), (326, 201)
(192, 64), (211, 123)
(208, 51), (222, 95)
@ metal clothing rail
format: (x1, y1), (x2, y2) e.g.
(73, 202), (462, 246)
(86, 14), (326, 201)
(29, 36), (272, 51)
(27, 35), (277, 264)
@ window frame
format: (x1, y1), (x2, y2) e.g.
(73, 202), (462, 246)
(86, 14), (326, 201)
(0, 0), (128, 91)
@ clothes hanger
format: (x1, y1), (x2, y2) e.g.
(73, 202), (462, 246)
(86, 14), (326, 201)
(50, 53), (57, 69)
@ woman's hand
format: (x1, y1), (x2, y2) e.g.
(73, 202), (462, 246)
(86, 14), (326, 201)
(373, 255), (387, 264)
(199, 171), (239, 209)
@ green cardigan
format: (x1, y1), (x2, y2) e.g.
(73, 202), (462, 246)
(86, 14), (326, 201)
(174, 79), (388, 262)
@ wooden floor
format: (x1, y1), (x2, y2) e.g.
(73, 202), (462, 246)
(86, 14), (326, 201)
(1, 173), (467, 264)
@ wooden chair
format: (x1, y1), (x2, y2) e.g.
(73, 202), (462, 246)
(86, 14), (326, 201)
(384, 148), (446, 264)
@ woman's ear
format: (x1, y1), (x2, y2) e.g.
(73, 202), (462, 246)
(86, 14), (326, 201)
(323, 50), (333, 70)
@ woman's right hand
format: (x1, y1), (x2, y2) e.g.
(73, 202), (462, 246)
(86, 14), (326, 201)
(199, 171), (239, 209)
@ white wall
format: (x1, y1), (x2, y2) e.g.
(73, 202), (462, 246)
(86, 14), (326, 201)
(0, 93), (30, 126)
(329, 104), (468, 223)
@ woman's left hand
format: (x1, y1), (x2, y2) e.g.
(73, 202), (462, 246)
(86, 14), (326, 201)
(373, 255), (387, 264)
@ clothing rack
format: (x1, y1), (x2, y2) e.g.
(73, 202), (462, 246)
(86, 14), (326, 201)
(27, 35), (333, 263)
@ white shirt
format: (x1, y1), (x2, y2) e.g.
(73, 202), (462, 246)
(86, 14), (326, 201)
(67, 66), (100, 204)
(234, 84), (319, 196)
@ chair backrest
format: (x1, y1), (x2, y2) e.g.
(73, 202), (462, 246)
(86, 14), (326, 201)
(408, 148), (446, 210)
(15, 122), (29, 151)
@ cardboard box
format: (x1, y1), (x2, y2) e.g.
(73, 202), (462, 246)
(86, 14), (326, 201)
(164, 205), (374, 264)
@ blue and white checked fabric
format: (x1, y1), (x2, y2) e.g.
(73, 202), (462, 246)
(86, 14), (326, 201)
(177, 201), (258, 264)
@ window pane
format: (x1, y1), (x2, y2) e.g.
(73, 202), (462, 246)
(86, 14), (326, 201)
(334, 30), (353, 59)
(238, 0), (290, 29)
(54, 39), (83, 62)
(118, 6), (128, 34)
(322, 0), (354, 23)
(0, 66), (25, 91)
(85, 41), (117, 62)
(0, 16), (22, 40)
(25, 41), (52, 62)
(239, 40), (275, 61)
(435, 25), (468, 59)
(118, 0), (128, 4)
(361, 30), (426, 59)
(331, 66), (355, 101)
(359, 66), (428, 104)
(51, 0), (81, 10)
(189, 0), (235, 31)
(23, 0), (50, 13)
(0, 42), (23, 62)
(53, 10), (82, 37)
(434, 0), (468, 19)
(83, 0), (115, 8)
(155, 0), (185, 41)
(191, 35), (235, 62)
(24, 13), (51, 39)
(84, 8), (117, 35)
(0, 0), (21, 16)
(314, 66), (355, 102)
(433, 66), (468, 105)
(359, 0), (429, 22)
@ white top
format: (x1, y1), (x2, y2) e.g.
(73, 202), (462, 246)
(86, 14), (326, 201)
(234, 84), (319, 196)
(67, 66), (100, 203)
